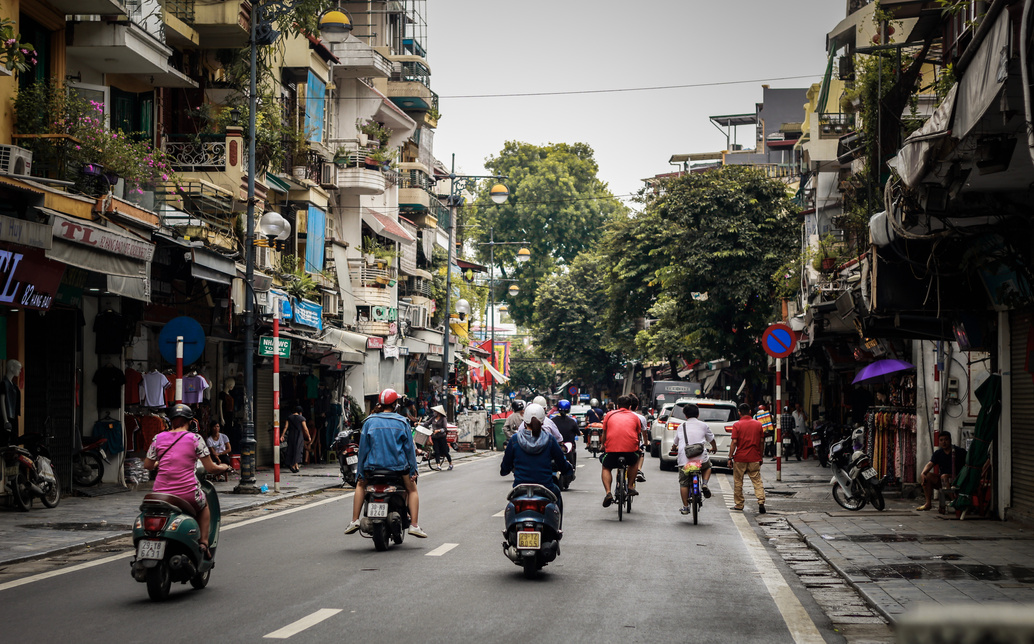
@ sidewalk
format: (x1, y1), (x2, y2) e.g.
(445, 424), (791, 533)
(765, 456), (1034, 624)
(0, 449), (488, 566)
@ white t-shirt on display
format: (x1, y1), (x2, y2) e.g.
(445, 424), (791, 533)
(672, 418), (715, 467)
(140, 371), (170, 408)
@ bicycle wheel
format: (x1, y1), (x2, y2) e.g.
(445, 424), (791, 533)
(692, 496), (699, 525)
(626, 490), (632, 514)
(426, 451), (441, 472)
(616, 469), (625, 522)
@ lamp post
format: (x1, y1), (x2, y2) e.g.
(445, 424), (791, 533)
(441, 156), (507, 422)
(478, 227), (530, 438)
(236, 6), (350, 494)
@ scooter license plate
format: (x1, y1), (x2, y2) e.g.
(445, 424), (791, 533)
(862, 467), (879, 480)
(345, 455), (358, 465)
(367, 502), (389, 518)
(517, 531), (541, 550)
(812, 439), (822, 446)
(137, 539), (166, 560)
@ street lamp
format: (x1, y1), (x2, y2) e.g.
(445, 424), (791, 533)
(507, 284), (519, 297)
(236, 6), (350, 494)
(441, 156), (508, 422)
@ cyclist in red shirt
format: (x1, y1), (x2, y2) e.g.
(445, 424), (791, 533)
(729, 402), (766, 513)
(599, 394), (644, 507)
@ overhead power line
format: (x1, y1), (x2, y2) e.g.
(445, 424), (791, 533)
(439, 74), (823, 99)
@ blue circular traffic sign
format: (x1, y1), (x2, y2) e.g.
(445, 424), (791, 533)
(762, 323), (796, 359)
(158, 316), (206, 365)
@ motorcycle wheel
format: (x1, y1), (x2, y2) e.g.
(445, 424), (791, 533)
(72, 453), (103, 487)
(831, 483), (866, 511)
(12, 474), (32, 511)
(40, 479), (60, 508)
(868, 483), (886, 511)
(522, 557), (539, 579)
(392, 520), (405, 545)
(146, 562), (172, 601)
(190, 567), (211, 589)
(371, 522), (390, 551)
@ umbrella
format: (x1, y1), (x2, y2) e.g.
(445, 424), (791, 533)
(851, 359), (916, 384)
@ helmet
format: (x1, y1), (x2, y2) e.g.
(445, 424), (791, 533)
(590, 398), (599, 407)
(168, 403), (194, 420)
(557, 400), (571, 413)
(512, 399), (525, 412)
(378, 388), (400, 406)
(533, 395), (547, 408)
(523, 403), (546, 424)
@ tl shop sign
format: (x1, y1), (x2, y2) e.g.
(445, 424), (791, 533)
(0, 243), (65, 311)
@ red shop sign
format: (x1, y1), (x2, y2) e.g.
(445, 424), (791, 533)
(0, 242), (66, 311)
(366, 336), (384, 349)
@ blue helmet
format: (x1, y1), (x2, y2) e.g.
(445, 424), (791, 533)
(558, 399), (572, 413)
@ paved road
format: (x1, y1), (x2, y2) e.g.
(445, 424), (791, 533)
(1, 449), (845, 643)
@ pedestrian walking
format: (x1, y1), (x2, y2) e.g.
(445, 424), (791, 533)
(730, 402), (766, 513)
(792, 403), (808, 460)
(430, 404), (453, 470)
(281, 406), (312, 473)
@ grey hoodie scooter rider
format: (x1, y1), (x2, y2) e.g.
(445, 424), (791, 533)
(500, 403), (573, 520)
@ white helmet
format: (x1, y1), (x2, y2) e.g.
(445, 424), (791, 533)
(523, 403), (546, 424)
(533, 395), (547, 408)
(590, 398), (599, 407)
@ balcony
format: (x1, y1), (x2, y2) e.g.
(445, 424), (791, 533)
(331, 141), (386, 195)
(44, 0), (126, 15)
(328, 37), (392, 79)
(398, 165), (435, 211)
(387, 57), (438, 113)
(178, 0), (252, 48)
(818, 113), (856, 139)
(162, 128), (245, 204)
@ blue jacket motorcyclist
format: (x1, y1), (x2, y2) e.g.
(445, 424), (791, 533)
(501, 403), (572, 518)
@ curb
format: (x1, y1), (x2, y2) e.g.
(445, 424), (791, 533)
(785, 516), (900, 625)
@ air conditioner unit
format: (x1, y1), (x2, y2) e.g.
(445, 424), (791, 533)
(409, 304), (428, 329)
(0, 145), (33, 175)
(320, 162), (336, 188)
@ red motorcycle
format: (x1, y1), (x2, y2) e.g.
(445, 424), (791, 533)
(586, 423), (603, 456)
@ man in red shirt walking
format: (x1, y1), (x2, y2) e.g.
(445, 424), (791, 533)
(599, 394), (644, 507)
(729, 403), (766, 513)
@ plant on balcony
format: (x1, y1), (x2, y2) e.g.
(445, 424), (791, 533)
(362, 235), (396, 266)
(357, 118), (391, 149)
(0, 18), (36, 74)
(370, 146), (397, 168)
(812, 234), (846, 272)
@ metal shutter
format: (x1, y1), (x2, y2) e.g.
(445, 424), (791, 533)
(1009, 312), (1034, 520)
(256, 368), (274, 466)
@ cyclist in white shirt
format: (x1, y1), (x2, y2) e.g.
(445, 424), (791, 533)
(671, 403), (717, 514)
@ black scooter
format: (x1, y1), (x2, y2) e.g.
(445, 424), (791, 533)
(358, 469), (411, 551)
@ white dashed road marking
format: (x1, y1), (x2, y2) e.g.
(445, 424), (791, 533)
(264, 609), (342, 639)
(426, 543), (459, 557)
(492, 510), (506, 517)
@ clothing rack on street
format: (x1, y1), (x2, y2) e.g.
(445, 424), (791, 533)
(863, 405), (918, 486)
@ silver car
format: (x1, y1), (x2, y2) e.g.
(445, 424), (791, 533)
(659, 398), (739, 471)
(649, 403), (675, 457)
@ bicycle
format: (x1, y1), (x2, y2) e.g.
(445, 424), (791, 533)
(683, 456), (705, 525)
(419, 442), (442, 471)
(607, 454), (633, 521)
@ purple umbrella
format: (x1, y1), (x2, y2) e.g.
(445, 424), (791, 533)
(852, 359), (916, 384)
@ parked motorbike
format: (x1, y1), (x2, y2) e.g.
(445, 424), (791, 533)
(331, 428), (361, 487)
(813, 422), (847, 468)
(586, 423), (602, 456)
(72, 435), (107, 487)
(130, 470), (220, 601)
(1, 435), (60, 511)
(501, 483), (562, 579)
(559, 441), (576, 491)
(358, 469), (411, 551)
(829, 427), (885, 511)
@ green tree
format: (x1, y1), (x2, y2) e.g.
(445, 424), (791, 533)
(604, 166), (798, 386)
(508, 342), (555, 395)
(533, 251), (624, 390)
(465, 141), (628, 327)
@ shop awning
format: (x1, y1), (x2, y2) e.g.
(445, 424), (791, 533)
(47, 214), (154, 301)
(482, 358), (509, 383)
(399, 264), (433, 280)
(459, 356), (482, 369)
(331, 243), (358, 324)
(887, 83), (957, 188)
(190, 247), (236, 285)
(954, 8), (1010, 139)
(405, 337), (430, 353)
(320, 327), (366, 364)
(362, 209), (416, 245)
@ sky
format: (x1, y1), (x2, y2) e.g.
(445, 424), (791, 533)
(427, 0), (849, 203)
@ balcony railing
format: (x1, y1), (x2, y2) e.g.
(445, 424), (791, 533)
(348, 258), (398, 288)
(401, 276), (433, 299)
(391, 60), (431, 88)
(818, 113), (856, 139)
(164, 138), (226, 170)
(162, 0), (196, 23)
(399, 169), (434, 190)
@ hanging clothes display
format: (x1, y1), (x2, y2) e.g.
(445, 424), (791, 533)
(863, 407), (918, 484)
(140, 371), (170, 408)
(91, 418), (124, 455)
(125, 367), (143, 405)
(182, 373), (210, 404)
(92, 365), (125, 409)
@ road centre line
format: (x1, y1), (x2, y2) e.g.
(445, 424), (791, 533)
(716, 474), (825, 644)
(426, 543), (458, 557)
(264, 608), (342, 639)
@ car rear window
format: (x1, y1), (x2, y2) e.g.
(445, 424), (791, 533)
(671, 403), (737, 423)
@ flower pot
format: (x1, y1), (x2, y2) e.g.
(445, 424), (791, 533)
(292, 165), (306, 181)
(821, 257), (837, 271)
(364, 253), (376, 265)
(364, 157), (379, 170)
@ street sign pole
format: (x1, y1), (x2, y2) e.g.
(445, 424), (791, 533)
(762, 323), (796, 483)
(776, 357), (782, 482)
(175, 336), (184, 404)
(272, 308), (281, 493)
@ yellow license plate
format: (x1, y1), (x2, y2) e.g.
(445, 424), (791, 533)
(517, 531), (541, 549)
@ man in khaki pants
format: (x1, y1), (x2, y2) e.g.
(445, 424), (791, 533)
(729, 403), (766, 513)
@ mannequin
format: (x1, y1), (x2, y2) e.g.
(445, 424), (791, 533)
(218, 377), (235, 426)
(0, 359), (22, 443)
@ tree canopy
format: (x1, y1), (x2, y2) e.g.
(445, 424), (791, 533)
(602, 166), (798, 385)
(463, 141), (627, 327)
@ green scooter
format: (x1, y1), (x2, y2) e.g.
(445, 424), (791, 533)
(130, 473), (221, 601)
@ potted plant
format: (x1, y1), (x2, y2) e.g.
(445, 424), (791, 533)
(812, 234), (844, 272)
(287, 125), (312, 180)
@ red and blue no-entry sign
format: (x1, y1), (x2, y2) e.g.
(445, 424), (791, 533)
(762, 323), (797, 359)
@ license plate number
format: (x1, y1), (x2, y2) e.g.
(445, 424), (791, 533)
(367, 502), (388, 518)
(812, 439), (822, 446)
(862, 467), (878, 480)
(517, 531), (541, 549)
(345, 455), (358, 465)
(137, 540), (166, 560)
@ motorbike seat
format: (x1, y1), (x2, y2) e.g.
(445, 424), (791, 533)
(508, 483), (558, 504)
(367, 469), (406, 482)
(142, 493), (198, 517)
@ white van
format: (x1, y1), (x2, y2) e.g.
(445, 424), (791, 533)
(659, 398), (739, 471)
